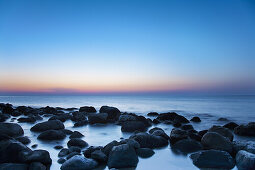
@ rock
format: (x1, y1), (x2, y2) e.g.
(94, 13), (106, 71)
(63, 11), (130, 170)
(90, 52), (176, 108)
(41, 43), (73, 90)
(91, 150), (107, 162)
(88, 113), (108, 124)
(99, 106), (121, 120)
(236, 150), (255, 170)
(41, 106), (57, 114)
(71, 112), (87, 122)
(188, 132), (202, 142)
(121, 121), (147, 132)
(232, 141), (255, 155)
(181, 124), (194, 130)
(69, 146), (81, 153)
(169, 128), (188, 145)
(198, 130), (208, 137)
(120, 139), (140, 149)
(67, 139), (88, 148)
(130, 132), (168, 149)
(208, 125), (234, 141)
(37, 130), (66, 140)
(0, 114), (10, 122)
(234, 122), (255, 136)
(118, 114), (137, 123)
(61, 155), (98, 170)
(223, 122), (239, 130)
(173, 122), (181, 127)
(102, 141), (121, 156)
(24, 150), (52, 166)
(79, 106), (96, 113)
(174, 115), (189, 124)
(147, 112), (159, 116)
(30, 120), (64, 132)
(49, 114), (72, 122)
(218, 117), (228, 121)
(62, 129), (73, 135)
(136, 148), (154, 158)
(190, 116), (201, 122)
(171, 139), (203, 154)
(66, 152), (81, 159)
(18, 116), (36, 123)
(84, 146), (103, 158)
(15, 136), (31, 145)
(190, 150), (235, 169)
(73, 120), (88, 127)
(108, 144), (138, 168)
(29, 162), (46, 170)
(156, 112), (178, 121)
(149, 128), (169, 140)
(0, 123), (24, 137)
(58, 148), (69, 157)
(54, 145), (63, 150)
(1, 104), (14, 114)
(58, 158), (66, 164)
(0, 163), (28, 170)
(31, 144), (38, 148)
(152, 119), (160, 124)
(201, 132), (232, 153)
(70, 131), (84, 139)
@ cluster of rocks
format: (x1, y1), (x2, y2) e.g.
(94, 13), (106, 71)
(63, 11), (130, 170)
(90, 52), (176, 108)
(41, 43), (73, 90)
(1, 103), (255, 169)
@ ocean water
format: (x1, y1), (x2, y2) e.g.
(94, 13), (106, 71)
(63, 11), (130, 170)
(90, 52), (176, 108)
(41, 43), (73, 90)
(0, 94), (254, 169)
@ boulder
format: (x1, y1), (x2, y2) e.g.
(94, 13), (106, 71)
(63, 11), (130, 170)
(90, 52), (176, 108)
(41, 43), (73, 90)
(0, 123), (24, 137)
(18, 116), (36, 123)
(223, 122), (239, 130)
(147, 112), (159, 116)
(208, 125), (234, 141)
(234, 122), (255, 136)
(149, 128), (169, 140)
(236, 150), (255, 170)
(201, 132), (232, 153)
(218, 117), (228, 121)
(58, 158), (66, 164)
(79, 106), (96, 113)
(58, 148), (69, 157)
(70, 131), (84, 139)
(173, 115), (189, 124)
(120, 139), (140, 149)
(169, 128), (188, 145)
(41, 106), (57, 114)
(181, 124), (194, 130)
(1, 104), (14, 114)
(24, 150), (52, 166)
(84, 146), (103, 158)
(130, 132), (168, 149)
(118, 114), (137, 123)
(88, 113), (108, 124)
(136, 148), (154, 158)
(66, 152), (81, 159)
(233, 141), (255, 155)
(61, 155), (98, 170)
(107, 144), (138, 168)
(69, 146), (81, 153)
(156, 112), (178, 121)
(67, 139), (88, 148)
(102, 141), (121, 156)
(190, 150), (235, 169)
(99, 106), (120, 120)
(171, 139), (203, 154)
(30, 120), (64, 132)
(73, 120), (88, 127)
(121, 121), (147, 132)
(71, 112), (87, 122)
(91, 150), (107, 162)
(0, 163), (28, 170)
(15, 136), (31, 145)
(49, 114), (72, 122)
(29, 162), (46, 170)
(190, 116), (201, 122)
(0, 114), (10, 122)
(37, 130), (66, 140)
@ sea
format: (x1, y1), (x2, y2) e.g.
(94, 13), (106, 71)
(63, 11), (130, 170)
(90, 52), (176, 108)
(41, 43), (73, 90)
(0, 94), (254, 170)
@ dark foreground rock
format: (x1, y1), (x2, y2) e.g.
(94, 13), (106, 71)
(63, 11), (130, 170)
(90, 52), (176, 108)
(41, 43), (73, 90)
(208, 125), (233, 141)
(37, 130), (66, 140)
(31, 120), (65, 132)
(190, 150), (235, 169)
(61, 155), (98, 170)
(234, 122), (255, 136)
(0, 123), (24, 137)
(236, 150), (255, 170)
(108, 144), (138, 169)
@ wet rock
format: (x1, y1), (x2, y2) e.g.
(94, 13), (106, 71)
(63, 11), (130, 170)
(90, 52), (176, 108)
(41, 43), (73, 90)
(181, 124), (194, 130)
(70, 131), (84, 139)
(190, 150), (235, 169)
(236, 150), (255, 170)
(190, 116), (201, 122)
(15, 136), (31, 145)
(188, 132), (202, 142)
(71, 112), (87, 122)
(49, 114), (72, 122)
(173, 122), (181, 127)
(152, 119), (160, 124)
(67, 138), (88, 148)
(171, 139), (203, 154)
(169, 128), (188, 145)
(156, 112), (178, 121)
(1, 104), (14, 114)
(31, 144), (38, 148)
(0, 123), (24, 137)
(136, 148), (155, 158)
(69, 146), (81, 153)
(30, 120), (65, 132)
(201, 132), (232, 153)
(232, 141), (255, 155)
(58, 158), (66, 164)
(120, 139), (140, 149)
(234, 122), (255, 136)
(223, 122), (239, 130)
(41, 106), (58, 114)
(38, 130), (66, 140)
(121, 121), (147, 132)
(198, 130), (208, 137)
(66, 152), (81, 159)
(54, 145), (63, 150)
(118, 114), (137, 123)
(218, 117), (228, 121)
(88, 113), (108, 124)
(24, 150), (52, 166)
(58, 148), (69, 157)
(102, 141), (121, 156)
(79, 106), (96, 113)
(173, 115), (189, 124)
(0, 114), (10, 122)
(29, 162), (46, 170)
(0, 163), (28, 170)
(149, 128), (169, 140)
(99, 106), (121, 120)
(108, 144), (138, 169)
(84, 146), (103, 158)
(130, 132), (168, 149)
(73, 120), (88, 127)
(208, 125), (234, 141)
(91, 150), (107, 162)
(62, 129), (73, 135)
(61, 155), (98, 170)
(147, 112), (159, 116)
(18, 116), (36, 123)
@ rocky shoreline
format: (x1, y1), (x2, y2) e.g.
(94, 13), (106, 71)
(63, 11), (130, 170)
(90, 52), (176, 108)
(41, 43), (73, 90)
(0, 103), (255, 170)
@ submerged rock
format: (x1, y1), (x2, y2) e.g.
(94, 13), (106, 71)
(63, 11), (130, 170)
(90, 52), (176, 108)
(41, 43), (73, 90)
(190, 150), (235, 169)
(236, 150), (255, 170)
(156, 112), (177, 121)
(108, 144), (138, 169)
(0, 123), (24, 137)
(190, 116), (201, 122)
(37, 130), (66, 140)
(173, 115), (189, 124)
(61, 155), (98, 170)
(30, 120), (65, 132)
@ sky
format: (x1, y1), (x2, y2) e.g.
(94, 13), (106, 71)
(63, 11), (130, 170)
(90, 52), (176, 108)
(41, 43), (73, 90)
(0, 0), (255, 95)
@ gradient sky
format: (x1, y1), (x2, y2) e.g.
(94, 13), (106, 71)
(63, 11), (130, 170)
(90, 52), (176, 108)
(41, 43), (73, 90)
(0, 0), (255, 94)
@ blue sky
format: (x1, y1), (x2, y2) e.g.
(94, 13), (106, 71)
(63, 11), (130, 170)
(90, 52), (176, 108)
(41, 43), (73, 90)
(0, 0), (255, 94)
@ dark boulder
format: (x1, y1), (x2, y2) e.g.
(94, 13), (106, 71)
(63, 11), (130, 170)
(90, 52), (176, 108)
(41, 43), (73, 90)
(118, 114), (137, 123)
(0, 163), (28, 170)
(1, 104), (14, 114)
(236, 150), (255, 170)
(24, 150), (52, 166)
(66, 152), (81, 160)
(70, 131), (84, 139)
(234, 122), (255, 136)
(156, 112), (177, 121)
(84, 146), (103, 158)
(41, 106), (57, 114)
(88, 113), (108, 124)
(37, 130), (66, 140)
(107, 144), (138, 169)
(171, 139), (203, 154)
(208, 125), (234, 141)
(181, 124), (194, 130)
(49, 114), (72, 122)
(58, 148), (69, 157)
(121, 121), (147, 132)
(147, 112), (159, 116)
(136, 148), (155, 158)
(91, 150), (107, 163)
(218, 117), (228, 121)
(79, 106), (96, 113)
(0, 114), (10, 122)
(223, 122), (239, 130)
(102, 141), (121, 156)
(99, 106), (120, 120)
(169, 128), (188, 145)
(29, 162), (46, 170)
(68, 146), (81, 153)
(61, 155), (98, 170)
(54, 145), (63, 150)
(58, 158), (66, 164)
(198, 130), (208, 137)
(18, 116), (36, 123)
(67, 139), (88, 148)
(15, 136), (31, 145)
(71, 112), (87, 122)
(173, 115), (189, 124)
(73, 120), (88, 127)
(120, 139), (140, 149)
(190, 116), (201, 122)
(149, 128), (169, 140)
(0, 123), (24, 137)
(190, 150), (235, 169)
(30, 120), (65, 132)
